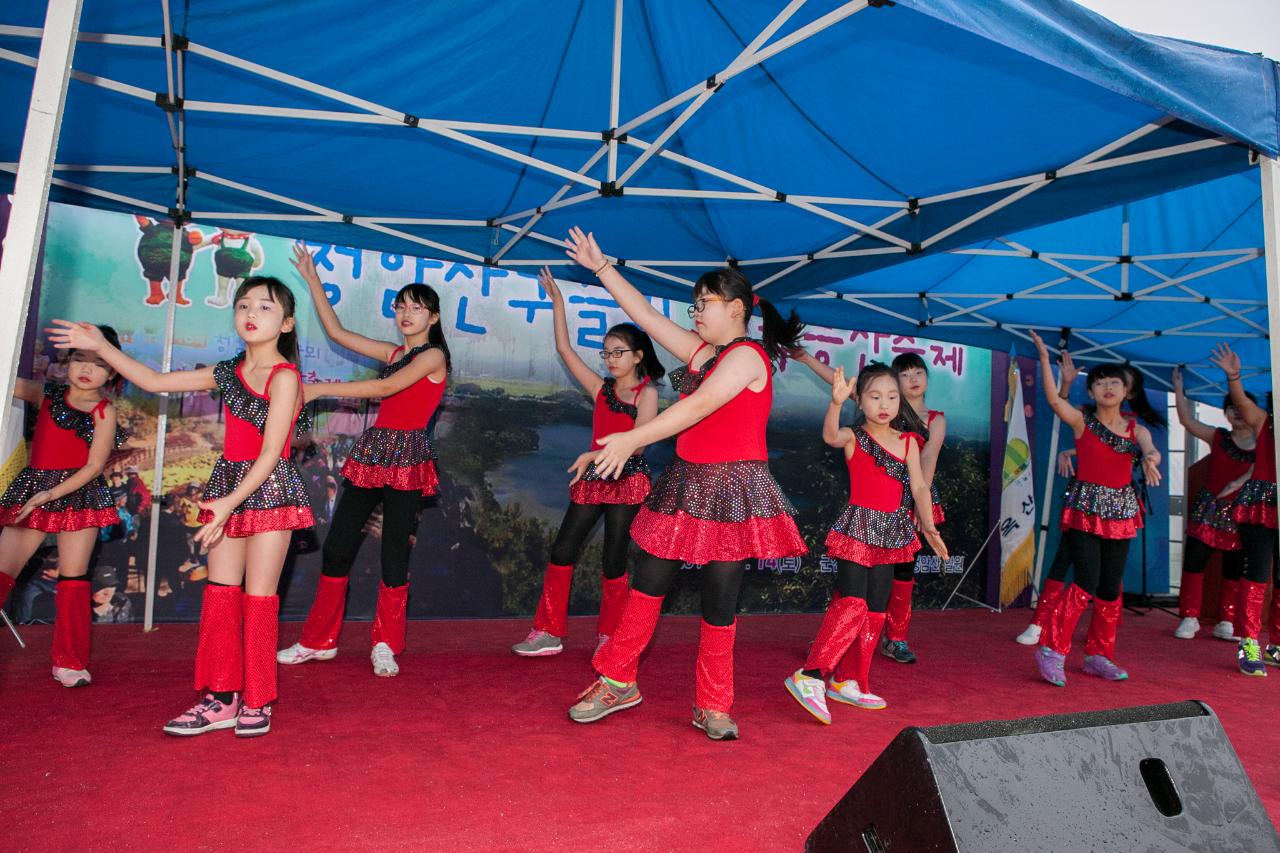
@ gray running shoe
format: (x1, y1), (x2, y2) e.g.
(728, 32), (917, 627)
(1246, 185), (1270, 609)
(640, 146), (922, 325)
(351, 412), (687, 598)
(692, 706), (739, 740)
(512, 629), (564, 657)
(569, 677), (642, 723)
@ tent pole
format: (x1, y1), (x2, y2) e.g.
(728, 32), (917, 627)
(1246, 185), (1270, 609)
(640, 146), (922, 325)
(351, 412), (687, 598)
(0, 0), (81, 431)
(607, 0), (623, 182)
(1260, 155), (1280, 472)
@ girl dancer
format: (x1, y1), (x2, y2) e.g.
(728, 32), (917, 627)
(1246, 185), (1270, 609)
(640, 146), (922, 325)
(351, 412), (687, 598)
(563, 227), (806, 741)
(51, 277), (313, 736)
(278, 244), (449, 677)
(1210, 343), (1277, 675)
(1170, 366), (1254, 641)
(1028, 332), (1160, 686)
(0, 328), (124, 687)
(512, 267), (661, 657)
(785, 364), (946, 724)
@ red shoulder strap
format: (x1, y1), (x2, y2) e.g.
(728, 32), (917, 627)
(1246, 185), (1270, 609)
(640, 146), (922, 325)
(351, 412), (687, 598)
(91, 399), (110, 420)
(688, 342), (710, 369)
(631, 376), (650, 403)
(265, 362), (300, 394)
(388, 345), (405, 364)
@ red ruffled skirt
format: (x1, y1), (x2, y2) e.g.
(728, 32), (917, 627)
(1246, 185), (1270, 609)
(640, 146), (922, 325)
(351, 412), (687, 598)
(568, 456), (650, 506)
(1185, 487), (1242, 551)
(1059, 479), (1142, 540)
(0, 467), (120, 533)
(825, 504), (920, 566)
(198, 456), (315, 537)
(1233, 480), (1277, 529)
(341, 427), (439, 495)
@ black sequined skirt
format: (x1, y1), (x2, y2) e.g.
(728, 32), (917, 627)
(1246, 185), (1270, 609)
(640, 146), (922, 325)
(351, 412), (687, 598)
(0, 466), (119, 532)
(198, 456), (315, 537)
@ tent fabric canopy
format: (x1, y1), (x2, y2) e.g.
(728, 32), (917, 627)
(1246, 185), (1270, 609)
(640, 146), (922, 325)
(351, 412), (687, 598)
(0, 0), (1277, 399)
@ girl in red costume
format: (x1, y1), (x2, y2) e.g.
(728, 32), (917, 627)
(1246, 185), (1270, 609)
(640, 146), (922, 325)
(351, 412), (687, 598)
(1209, 343), (1278, 675)
(785, 363), (946, 724)
(563, 227), (806, 741)
(52, 277), (313, 737)
(0, 327), (125, 688)
(278, 244), (449, 678)
(1029, 331), (1160, 687)
(512, 267), (661, 657)
(1170, 366), (1254, 641)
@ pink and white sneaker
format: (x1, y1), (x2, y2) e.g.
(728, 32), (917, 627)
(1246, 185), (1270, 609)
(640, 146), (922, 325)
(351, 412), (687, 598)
(276, 642), (337, 665)
(163, 693), (241, 736)
(235, 704), (272, 738)
(784, 670), (831, 725)
(51, 666), (92, 688)
(826, 678), (887, 710)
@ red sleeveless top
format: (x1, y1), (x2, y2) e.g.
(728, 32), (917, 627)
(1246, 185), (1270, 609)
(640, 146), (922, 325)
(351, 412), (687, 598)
(848, 431), (915, 512)
(1254, 417), (1276, 485)
(224, 361), (303, 463)
(591, 377), (648, 451)
(374, 345), (446, 431)
(1205, 429), (1255, 495)
(1075, 416), (1138, 489)
(675, 340), (771, 464)
(30, 390), (110, 470)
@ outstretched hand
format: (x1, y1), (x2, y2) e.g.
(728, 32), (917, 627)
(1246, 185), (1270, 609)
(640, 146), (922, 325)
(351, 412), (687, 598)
(831, 366), (854, 405)
(564, 226), (607, 271)
(538, 266), (563, 303)
(1209, 343), (1241, 377)
(567, 451), (599, 486)
(922, 527), (949, 562)
(592, 431), (639, 480)
(46, 320), (106, 352)
(290, 241), (321, 285)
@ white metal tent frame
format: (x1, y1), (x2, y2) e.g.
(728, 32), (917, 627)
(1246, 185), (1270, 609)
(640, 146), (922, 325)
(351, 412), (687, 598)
(1, 1), (1278, 629)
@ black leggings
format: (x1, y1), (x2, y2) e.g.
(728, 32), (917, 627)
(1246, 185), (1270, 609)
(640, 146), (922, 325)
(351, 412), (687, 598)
(836, 559), (894, 612)
(1181, 537), (1245, 580)
(321, 483), (423, 588)
(1064, 529), (1128, 601)
(1045, 537), (1072, 584)
(548, 502), (640, 580)
(1238, 523), (1278, 585)
(630, 551), (743, 626)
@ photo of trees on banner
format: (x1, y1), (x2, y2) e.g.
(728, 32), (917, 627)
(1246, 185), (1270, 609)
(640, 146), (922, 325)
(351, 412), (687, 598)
(6, 201), (992, 625)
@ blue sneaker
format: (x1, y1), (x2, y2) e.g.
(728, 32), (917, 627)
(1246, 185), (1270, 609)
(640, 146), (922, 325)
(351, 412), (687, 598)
(1263, 644), (1280, 667)
(1238, 639), (1268, 677)
(880, 639), (917, 664)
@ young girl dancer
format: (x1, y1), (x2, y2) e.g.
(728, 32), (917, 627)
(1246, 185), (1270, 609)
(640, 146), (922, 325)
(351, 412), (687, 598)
(51, 277), (313, 736)
(785, 364), (946, 724)
(0, 328), (124, 687)
(511, 267), (661, 657)
(563, 226), (806, 741)
(1170, 366), (1254, 641)
(1029, 332), (1160, 686)
(278, 244), (449, 677)
(1210, 343), (1277, 675)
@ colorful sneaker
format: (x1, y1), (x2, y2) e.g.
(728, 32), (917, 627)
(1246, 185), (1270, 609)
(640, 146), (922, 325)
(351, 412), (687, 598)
(1212, 621), (1238, 641)
(1173, 617), (1199, 640)
(51, 666), (91, 688)
(692, 707), (739, 741)
(1238, 639), (1268, 677)
(371, 642), (399, 677)
(1014, 624), (1042, 646)
(784, 670), (831, 724)
(568, 677), (641, 723)
(595, 634), (610, 656)
(276, 642), (337, 665)
(512, 629), (563, 657)
(826, 678), (887, 710)
(1264, 644), (1280, 667)
(880, 639), (917, 664)
(163, 693), (241, 736)
(1035, 647), (1067, 687)
(235, 704), (272, 737)
(1082, 654), (1129, 681)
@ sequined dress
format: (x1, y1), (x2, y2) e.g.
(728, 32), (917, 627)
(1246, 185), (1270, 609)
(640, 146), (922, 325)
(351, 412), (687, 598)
(196, 355), (315, 537)
(0, 382), (124, 532)
(826, 427), (922, 565)
(1234, 415), (1276, 529)
(1185, 428), (1253, 551)
(630, 339), (807, 564)
(569, 377), (651, 505)
(341, 344), (445, 495)
(1059, 414), (1143, 539)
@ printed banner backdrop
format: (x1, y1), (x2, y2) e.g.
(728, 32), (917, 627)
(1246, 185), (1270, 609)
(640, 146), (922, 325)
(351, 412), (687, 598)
(12, 201), (991, 625)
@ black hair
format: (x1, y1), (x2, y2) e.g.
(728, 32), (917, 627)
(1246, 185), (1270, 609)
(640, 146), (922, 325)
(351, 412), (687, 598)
(854, 361), (929, 436)
(891, 352), (929, 375)
(395, 283), (451, 371)
(1222, 390), (1258, 412)
(604, 323), (665, 384)
(1119, 365), (1167, 428)
(234, 276), (300, 366)
(67, 325), (125, 394)
(693, 268), (804, 362)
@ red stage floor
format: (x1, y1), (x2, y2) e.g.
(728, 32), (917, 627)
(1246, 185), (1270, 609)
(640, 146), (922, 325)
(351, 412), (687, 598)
(1, 608), (1276, 851)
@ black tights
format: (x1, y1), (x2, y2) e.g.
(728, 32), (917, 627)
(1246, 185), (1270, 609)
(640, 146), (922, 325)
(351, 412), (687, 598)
(1238, 523), (1278, 585)
(630, 551), (743, 626)
(1064, 529), (1127, 601)
(1045, 537), (1072, 584)
(321, 483), (423, 588)
(836, 559), (894, 612)
(1181, 537), (1245, 580)
(548, 502), (640, 580)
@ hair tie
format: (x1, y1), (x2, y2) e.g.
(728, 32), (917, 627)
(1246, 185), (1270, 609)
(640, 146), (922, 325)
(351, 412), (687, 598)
(752, 294), (760, 307)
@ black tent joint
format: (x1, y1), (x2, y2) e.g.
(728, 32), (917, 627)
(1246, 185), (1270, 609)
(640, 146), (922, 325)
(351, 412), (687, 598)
(908, 243), (922, 255)
(167, 208), (188, 226)
(159, 33), (189, 51)
(774, 191), (787, 202)
(1114, 292), (1135, 301)
(599, 182), (624, 197)
(342, 214), (354, 224)
(600, 129), (628, 143)
(154, 93), (184, 112)
(403, 114), (419, 127)
(907, 197), (919, 216)
(1118, 255), (1132, 264)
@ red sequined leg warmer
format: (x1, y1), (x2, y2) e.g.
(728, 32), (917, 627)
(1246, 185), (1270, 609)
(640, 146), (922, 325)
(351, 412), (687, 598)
(592, 588), (663, 684)
(194, 583), (243, 695)
(1269, 586), (1280, 646)
(1084, 594), (1123, 659)
(1237, 580), (1266, 641)
(299, 574), (348, 650)
(804, 595), (868, 675)
(1178, 572), (1203, 619)
(596, 574), (629, 639)
(0, 572), (15, 610)
(1042, 584), (1092, 656)
(371, 583), (409, 655)
(51, 578), (91, 670)
(1219, 578), (1240, 627)
(242, 594), (279, 709)
(695, 620), (737, 713)
(884, 579), (914, 643)
(532, 563), (573, 638)
(847, 611), (886, 695)
(1032, 579), (1065, 630)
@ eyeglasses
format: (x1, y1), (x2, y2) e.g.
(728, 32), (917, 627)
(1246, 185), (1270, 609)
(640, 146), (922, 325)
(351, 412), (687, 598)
(686, 296), (728, 317)
(599, 348), (635, 360)
(394, 302), (432, 315)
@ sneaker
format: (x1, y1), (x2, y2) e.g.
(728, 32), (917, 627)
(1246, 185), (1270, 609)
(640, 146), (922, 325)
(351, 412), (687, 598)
(51, 666), (91, 688)
(595, 634), (610, 656)
(1212, 621), (1238, 641)
(371, 642), (399, 677)
(826, 678), (887, 710)
(880, 639), (918, 664)
(1173, 617), (1200, 640)
(235, 705), (272, 737)
(568, 677), (642, 723)
(784, 670), (831, 724)
(276, 642), (337, 665)
(1082, 654), (1129, 681)
(1238, 639), (1268, 677)
(512, 629), (563, 657)
(1035, 647), (1067, 687)
(692, 707), (739, 741)
(1015, 624), (1042, 646)
(163, 693), (241, 736)
(1264, 644), (1280, 667)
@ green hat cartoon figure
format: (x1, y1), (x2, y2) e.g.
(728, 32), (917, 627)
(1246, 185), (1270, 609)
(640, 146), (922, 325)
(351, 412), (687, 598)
(135, 215), (210, 307)
(206, 229), (265, 309)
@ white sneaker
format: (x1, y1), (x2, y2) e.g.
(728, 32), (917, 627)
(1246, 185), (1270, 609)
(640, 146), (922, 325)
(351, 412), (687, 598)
(371, 642), (399, 677)
(276, 642), (337, 665)
(1173, 617), (1200, 639)
(1015, 623), (1042, 645)
(1212, 620), (1238, 641)
(51, 666), (91, 688)
(784, 670), (831, 724)
(826, 678), (887, 710)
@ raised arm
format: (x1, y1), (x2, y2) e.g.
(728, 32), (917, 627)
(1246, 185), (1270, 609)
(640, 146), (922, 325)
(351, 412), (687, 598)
(1134, 424), (1162, 488)
(905, 438), (948, 560)
(1210, 343), (1268, 433)
(291, 242), (397, 363)
(15, 403), (117, 522)
(1029, 331), (1084, 436)
(12, 378), (42, 404)
(790, 347), (837, 385)
(540, 266), (603, 397)
(46, 321), (215, 393)
(1170, 367), (1217, 445)
(823, 366), (855, 448)
(1056, 350), (1080, 401)
(920, 412), (946, 486)
(565, 227), (703, 364)
(303, 348), (445, 403)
